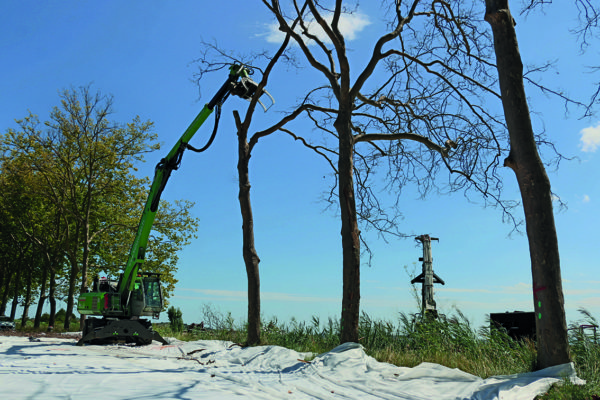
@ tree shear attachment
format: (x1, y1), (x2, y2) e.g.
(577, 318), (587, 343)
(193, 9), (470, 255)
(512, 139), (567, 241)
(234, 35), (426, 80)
(230, 66), (275, 112)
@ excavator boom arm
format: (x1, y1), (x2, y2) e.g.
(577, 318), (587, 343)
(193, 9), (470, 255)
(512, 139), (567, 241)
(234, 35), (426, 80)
(120, 65), (253, 294)
(77, 64), (273, 346)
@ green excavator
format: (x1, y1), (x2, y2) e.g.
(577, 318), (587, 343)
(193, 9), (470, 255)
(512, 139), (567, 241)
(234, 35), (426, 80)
(77, 65), (273, 346)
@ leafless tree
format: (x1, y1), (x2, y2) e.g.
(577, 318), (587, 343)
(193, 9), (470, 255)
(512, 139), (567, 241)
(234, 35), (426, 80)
(485, 0), (575, 370)
(520, 0), (600, 113)
(197, 0), (586, 351)
(521, 0), (598, 42)
(193, 15), (326, 344)
(260, 0), (513, 343)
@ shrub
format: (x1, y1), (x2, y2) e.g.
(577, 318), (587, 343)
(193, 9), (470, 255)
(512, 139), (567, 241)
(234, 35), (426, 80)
(55, 308), (76, 322)
(167, 306), (183, 333)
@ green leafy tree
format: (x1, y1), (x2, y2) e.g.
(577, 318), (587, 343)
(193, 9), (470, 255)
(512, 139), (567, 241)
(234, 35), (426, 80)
(0, 155), (68, 328)
(42, 87), (157, 329)
(90, 197), (198, 306)
(0, 156), (44, 321)
(2, 85), (198, 327)
(167, 306), (184, 333)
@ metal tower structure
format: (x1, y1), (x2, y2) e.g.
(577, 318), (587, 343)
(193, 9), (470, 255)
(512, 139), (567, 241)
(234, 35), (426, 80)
(410, 234), (445, 317)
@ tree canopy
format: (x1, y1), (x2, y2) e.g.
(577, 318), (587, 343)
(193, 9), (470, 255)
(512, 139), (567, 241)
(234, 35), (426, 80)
(0, 86), (199, 327)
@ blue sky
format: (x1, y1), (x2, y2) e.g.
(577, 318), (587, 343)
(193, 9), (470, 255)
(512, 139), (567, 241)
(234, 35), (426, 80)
(2, 1), (599, 330)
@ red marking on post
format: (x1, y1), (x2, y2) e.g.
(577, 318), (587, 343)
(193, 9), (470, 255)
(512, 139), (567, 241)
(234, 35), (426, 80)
(533, 283), (547, 300)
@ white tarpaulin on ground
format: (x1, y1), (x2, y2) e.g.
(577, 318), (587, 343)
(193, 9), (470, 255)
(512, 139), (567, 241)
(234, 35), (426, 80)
(0, 336), (584, 399)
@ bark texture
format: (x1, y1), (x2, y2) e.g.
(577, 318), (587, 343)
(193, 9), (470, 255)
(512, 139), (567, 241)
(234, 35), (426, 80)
(235, 111), (262, 346)
(484, 0), (570, 369)
(20, 265), (32, 327)
(33, 265), (48, 328)
(2, 269), (14, 317)
(336, 108), (361, 344)
(48, 270), (57, 330)
(9, 269), (19, 319)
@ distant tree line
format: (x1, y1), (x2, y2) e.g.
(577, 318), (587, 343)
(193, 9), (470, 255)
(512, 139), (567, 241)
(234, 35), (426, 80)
(0, 86), (199, 330)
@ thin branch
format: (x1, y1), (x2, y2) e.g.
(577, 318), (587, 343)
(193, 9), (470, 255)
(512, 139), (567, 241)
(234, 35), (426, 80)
(265, 0), (340, 97)
(249, 102), (337, 151)
(350, 0), (422, 99)
(278, 127), (338, 173)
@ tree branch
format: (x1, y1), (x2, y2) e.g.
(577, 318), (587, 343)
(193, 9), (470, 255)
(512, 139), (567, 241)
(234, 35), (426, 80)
(265, 0), (341, 97)
(350, 0), (422, 99)
(278, 127), (338, 173)
(354, 131), (457, 157)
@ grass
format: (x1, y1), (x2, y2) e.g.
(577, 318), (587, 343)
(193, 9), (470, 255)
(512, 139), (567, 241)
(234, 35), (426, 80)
(155, 305), (536, 377)
(155, 305), (600, 399)
(10, 318), (81, 333)
(8, 305), (598, 399)
(535, 309), (600, 399)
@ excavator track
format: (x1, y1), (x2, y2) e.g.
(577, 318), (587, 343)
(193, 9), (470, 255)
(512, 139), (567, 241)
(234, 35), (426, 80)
(77, 317), (168, 346)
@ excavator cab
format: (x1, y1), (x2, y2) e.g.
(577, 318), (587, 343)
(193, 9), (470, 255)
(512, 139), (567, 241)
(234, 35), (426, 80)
(77, 272), (167, 346)
(140, 273), (163, 317)
(126, 272), (164, 318)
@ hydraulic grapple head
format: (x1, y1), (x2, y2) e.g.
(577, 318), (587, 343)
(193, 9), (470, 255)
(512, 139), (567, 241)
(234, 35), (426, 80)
(229, 65), (275, 112)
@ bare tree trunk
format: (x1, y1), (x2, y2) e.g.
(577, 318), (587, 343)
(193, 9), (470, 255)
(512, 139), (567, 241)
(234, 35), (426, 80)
(484, 0), (570, 369)
(235, 111), (262, 346)
(79, 242), (89, 331)
(64, 222), (80, 330)
(34, 264), (48, 328)
(79, 205), (92, 331)
(10, 294), (18, 320)
(20, 265), (33, 328)
(48, 269), (56, 330)
(64, 256), (78, 330)
(0, 270), (5, 315)
(336, 111), (361, 344)
(0, 269), (13, 316)
(10, 268), (19, 320)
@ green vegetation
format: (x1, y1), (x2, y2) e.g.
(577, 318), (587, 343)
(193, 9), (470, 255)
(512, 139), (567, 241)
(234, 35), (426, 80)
(538, 310), (600, 400)
(167, 306), (184, 333)
(154, 306), (599, 399)
(0, 87), (199, 329)
(12, 308), (80, 332)
(6, 304), (599, 398)
(15, 319), (81, 333)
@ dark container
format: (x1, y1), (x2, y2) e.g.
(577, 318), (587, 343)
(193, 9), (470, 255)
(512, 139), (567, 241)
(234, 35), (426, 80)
(490, 311), (536, 341)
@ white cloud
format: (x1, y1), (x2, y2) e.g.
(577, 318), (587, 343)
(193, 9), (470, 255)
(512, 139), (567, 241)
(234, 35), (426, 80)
(579, 122), (600, 152)
(175, 288), (246, 301)
(583, 194), (591, 203)
(262, 12), (370, 45)
(574, 297), (600, 307)
(501, 282), (531, 294)
(564, 287), (600, 296)
(437, 287), (494, 294)
(333, 13), (371, 40)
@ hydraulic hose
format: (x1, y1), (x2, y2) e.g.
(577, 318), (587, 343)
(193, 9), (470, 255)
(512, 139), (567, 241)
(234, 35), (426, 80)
(185, 102), (222, 153)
